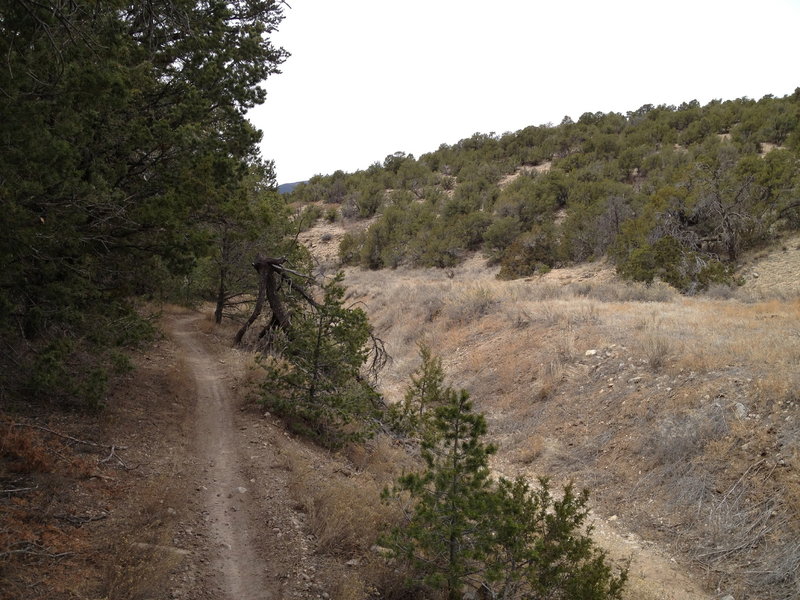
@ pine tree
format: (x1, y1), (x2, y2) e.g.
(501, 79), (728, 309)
(383, 351), (627, 599)
(261, 273), (382, 445)
(384, 388), (496, 599)
(388, 343), (446, 436)
(484, 477), (627, 599)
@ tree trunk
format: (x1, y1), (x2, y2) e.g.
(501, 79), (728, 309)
(234, 255), (291, 346)
(214, 265), (227, 324)
(234, 271), (266, 346)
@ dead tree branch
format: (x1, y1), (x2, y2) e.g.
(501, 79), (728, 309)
(12, 423), (127, 451)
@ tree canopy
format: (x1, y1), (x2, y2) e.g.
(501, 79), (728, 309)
(1, 0), (288, 406)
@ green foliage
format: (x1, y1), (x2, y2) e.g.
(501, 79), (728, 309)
(484, 216), (523, 261)
(295, 204), (323, 231)
(382, 365), (627, 599)
(301, 91), (798, 289)
(383, 388), (497, 598)
(192, 165), (295, 323)
(0, 0), (287, 406)
(260, 273), (381, 446)
(497, 225), (558, 279)
(615, 236), (735, 293)
(19, 304), (157, 410)
(338, 232), (362, 265)
(483, 477), (628, 599)
(387, 344), (447, 437)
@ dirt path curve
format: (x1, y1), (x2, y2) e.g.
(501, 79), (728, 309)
(165, 313), (315, 600)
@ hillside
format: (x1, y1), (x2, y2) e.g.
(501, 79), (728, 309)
(3, 15), (798, 594)
(298, 215), (800, 599)
(2, 234), (796, 599)
(288, 92), (800, 297)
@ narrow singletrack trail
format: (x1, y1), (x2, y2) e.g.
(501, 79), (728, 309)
(170, 313), (274, 599)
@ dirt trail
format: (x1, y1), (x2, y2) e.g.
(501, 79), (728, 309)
(170, 313), (272, 599)
(165, 311), (711, 600)
(166, 313), (314, 600)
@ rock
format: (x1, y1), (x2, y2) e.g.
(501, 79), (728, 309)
(608, 515), (618, 521)
(720, 595), (734, 600)
(733, 402), (747, 419)
(166, 507), (177, 516)
(237, 486), (248, 494)
(346, 558), (360, 567)
(585, 349), (598, 357)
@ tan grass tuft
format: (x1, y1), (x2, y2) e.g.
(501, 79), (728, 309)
(285, 446), (403, 556)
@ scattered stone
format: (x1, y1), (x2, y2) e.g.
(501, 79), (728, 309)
(237, 487), (248, 494)
(628, 376), (642, 384)
(585, 349), (598, 356)
(166, 507), (177, 516)
(346, 558), (360, 567)
(733, 402), (747, 419)
(608, 515), (618, 522)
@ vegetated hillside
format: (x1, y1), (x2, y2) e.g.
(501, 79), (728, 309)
(317, 234), (798, 600)
(278, 180), (307, 194)
(288, 92), (800, 294)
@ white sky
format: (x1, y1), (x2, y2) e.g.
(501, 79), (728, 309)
(248, 0), (800, 184)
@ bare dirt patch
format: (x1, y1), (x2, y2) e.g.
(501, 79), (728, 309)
(737, 233), (800, 299)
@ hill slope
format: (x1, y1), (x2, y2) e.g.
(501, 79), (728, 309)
(331, 229), (800, 600)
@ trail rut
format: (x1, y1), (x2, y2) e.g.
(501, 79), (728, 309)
(166, 313), (314, 600)
(172, 314), (272, 599)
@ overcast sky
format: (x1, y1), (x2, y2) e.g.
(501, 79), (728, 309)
(248, 0), (800, 184)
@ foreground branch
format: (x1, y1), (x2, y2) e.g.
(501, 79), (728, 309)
(12, 423), (127, 451)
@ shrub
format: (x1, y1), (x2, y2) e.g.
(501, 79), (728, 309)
(382, 355), (627, 600)
(260, 273), (383, 446)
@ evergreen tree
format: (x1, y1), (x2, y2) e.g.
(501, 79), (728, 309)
(484, 477), (628, 599)
(388, 343), (446, 436)
(0, 1), (288, 406)
(384, 389), (496, 599)
(261, 273), (382, 445)
(383, 353), (627, 599)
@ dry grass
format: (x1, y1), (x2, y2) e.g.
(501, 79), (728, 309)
(284, 436), (409, 557)
(97, 476), (184, 600)
(335, 246), (800, 599)
(278, 434), (424, 599)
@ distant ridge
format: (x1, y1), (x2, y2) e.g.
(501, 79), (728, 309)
(278, 181), (306, 194)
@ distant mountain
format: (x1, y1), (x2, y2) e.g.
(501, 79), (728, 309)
(278, 181), (306, 194)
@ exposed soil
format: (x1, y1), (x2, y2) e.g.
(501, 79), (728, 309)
(0, 310), (327, 600)
(5, 232), (797, 599)
(169, 309), (714, 600)
(164, 311), (322, 600)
